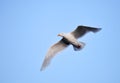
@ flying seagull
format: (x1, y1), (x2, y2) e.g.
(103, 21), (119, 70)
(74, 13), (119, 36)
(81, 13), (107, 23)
(40, 25), (101, 71)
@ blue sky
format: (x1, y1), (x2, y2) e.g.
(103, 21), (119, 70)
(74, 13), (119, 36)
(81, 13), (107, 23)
(0, 0), (120, 83)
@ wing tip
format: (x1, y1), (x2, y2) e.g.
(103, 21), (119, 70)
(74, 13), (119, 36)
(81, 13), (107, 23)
(94, 28), (102, 33)
(40, 64), (47, 71)
(40, 63), (48, 71)
(40, 67), (44, 71)
(77, 25), (102, 31)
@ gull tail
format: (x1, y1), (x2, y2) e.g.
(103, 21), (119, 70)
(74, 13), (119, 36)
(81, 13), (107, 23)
(73, 42), (85, 51)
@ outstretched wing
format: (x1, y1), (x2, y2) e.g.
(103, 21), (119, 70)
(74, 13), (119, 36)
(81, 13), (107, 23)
(40, 38), (69, 71)
(71, 25), (101, 39)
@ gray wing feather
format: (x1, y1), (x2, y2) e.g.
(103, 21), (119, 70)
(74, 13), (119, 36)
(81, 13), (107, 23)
(71, 25), (101, 39)
(40, 39), (68, 71)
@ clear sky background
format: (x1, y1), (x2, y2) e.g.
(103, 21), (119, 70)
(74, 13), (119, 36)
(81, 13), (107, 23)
(0, 0), (120, 83)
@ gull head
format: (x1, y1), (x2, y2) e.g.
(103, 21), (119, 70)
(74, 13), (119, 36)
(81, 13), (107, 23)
(57, 33), (66, 37)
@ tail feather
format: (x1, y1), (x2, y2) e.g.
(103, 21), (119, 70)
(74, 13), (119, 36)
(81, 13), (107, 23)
(73, 42), (85, 51)
(73, 46), (81, 51)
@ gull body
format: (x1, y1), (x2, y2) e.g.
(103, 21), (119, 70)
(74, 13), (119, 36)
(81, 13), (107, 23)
(40, 25), (101, 71)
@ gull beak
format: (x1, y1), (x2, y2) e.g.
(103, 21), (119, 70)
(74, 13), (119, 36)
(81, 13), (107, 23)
(57, 34), (60, 36)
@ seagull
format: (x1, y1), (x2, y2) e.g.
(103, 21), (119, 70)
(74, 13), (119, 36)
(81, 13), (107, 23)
(40, 25), (101, 71)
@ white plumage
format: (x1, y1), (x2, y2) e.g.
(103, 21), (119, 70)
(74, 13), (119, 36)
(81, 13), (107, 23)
(40, 25), (101, 71)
